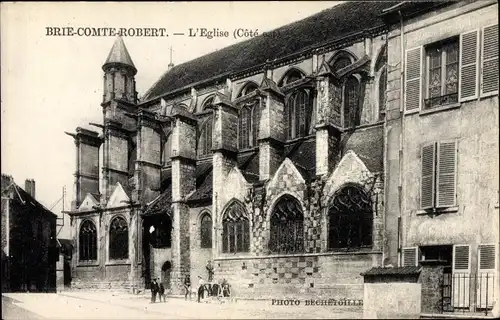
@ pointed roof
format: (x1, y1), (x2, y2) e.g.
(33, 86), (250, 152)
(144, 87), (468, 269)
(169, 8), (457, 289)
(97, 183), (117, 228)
(103, 36), (136, 72)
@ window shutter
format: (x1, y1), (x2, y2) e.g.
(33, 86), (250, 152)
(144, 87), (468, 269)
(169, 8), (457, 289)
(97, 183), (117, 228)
(405, 46), (422, 112)
(421, 143), (436, 210)
(459, 30), (479, 101)
(480, 24), (499, 97)
(453, 245), (470, 272)
(402, 247), (418, 267)
(478, 244), (496, 271)
(452, 244), (471, 308)
(477, 244), (496, 309)
(436, 140), (457, 208)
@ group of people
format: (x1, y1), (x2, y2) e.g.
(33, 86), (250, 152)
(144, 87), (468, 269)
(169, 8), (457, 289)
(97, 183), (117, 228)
(149, 278), (166, 303)
(151, 260), (231, 304)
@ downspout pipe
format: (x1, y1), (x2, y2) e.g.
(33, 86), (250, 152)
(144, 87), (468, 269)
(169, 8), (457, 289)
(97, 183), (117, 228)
(397, 9), (405, 267)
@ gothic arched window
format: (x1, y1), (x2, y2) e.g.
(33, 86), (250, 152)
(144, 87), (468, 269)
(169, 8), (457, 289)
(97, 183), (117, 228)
(162, 134), (172, 166)
(286, 89), (313, 140)
(79, 220), (97, 261)
(278, 69), (305, 87)
(200, 213), (212, 248)
(222, 201), (250, 253)
(109, 216), (129, 260)
(343, 76), (361, 128)
(237, 82), (258, 98)
(202, 96), (214, 110)
(328, 185), (373, 250)
(332, 57), (352, 74)
(239, 103), (260, 149)
(378, 68), (387, 121)
(199, 116), (213, 157)
(269, 195), (304, 254)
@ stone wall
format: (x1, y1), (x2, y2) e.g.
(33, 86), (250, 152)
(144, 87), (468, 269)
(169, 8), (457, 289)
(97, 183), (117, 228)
(215, 253), (379, 300)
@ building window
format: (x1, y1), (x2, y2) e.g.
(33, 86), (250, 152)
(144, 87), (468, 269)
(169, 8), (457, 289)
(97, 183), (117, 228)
(162, 134), (172, 166)
(239, 102), (260, 149)
(343, 76), (361, 128)
(200, 213), (212, 248)
(269, 195), (304, 254)
(332, 57), (352, 74)
(109, 216), (128, 260)
(286, 89), (313, 140)
(237, 82), (258, 98)
(199, 116), (213, 157)
(222, 201), (250, 254)
(378, 67), (387, 121)
(279, 69), (305, 87)
(79, 220), (97, 261)
(328, 185), (372, 250)
(421, 140), (457, 210)
(424, 38), (459, 109)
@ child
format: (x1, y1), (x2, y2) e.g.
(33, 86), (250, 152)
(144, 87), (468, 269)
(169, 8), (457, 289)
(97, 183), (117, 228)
(158, 282), (166, 302)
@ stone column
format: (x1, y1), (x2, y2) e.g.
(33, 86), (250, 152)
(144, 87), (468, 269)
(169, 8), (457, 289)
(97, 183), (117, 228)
(315, 65), (342, 177)
(170, 107), (197, 294)
(65, 128), (102, 209)
(102, 119), (129, 204)
(211, 92), (238, 255)
(258, 77), (285, 180)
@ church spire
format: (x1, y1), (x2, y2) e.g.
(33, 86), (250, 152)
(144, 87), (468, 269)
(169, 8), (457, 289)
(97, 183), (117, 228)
(168, 46), (174, 70)
(102, 37), (138, 104)
(103, 36), (137, 74)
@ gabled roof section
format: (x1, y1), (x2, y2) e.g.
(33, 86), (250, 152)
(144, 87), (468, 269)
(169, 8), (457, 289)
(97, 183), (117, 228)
(106, 182), (130, 208)
(103, 36), (136, 72)
(1, 176), (57, 219)
(143, 1), (408, 101)
(78, 193), (100, 212)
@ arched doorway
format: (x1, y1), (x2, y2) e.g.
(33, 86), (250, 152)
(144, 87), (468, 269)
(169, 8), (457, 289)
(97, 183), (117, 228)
(161, 260), (172, 290)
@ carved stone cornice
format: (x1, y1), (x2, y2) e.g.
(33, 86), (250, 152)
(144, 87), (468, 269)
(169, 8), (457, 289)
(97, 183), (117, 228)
(105, 120), (129, 139)
(137, 109), (158, 129)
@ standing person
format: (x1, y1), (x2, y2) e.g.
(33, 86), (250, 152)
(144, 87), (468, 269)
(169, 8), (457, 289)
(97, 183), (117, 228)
(197, 276), (205, 303)
(150, 279), (158, 303)
(183, 274), (192, 301)
(158, 282), (166, 302)
(206, 260), (214, 282)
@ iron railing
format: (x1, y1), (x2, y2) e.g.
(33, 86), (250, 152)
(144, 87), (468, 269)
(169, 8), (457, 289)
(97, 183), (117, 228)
(442, 273), (495, 316)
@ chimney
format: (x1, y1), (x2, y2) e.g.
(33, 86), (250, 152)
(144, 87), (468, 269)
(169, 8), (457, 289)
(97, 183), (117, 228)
(25, 179), (36, 198)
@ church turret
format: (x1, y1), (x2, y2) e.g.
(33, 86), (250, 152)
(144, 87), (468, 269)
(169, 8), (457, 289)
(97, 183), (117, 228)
(102, 36), (138, 104)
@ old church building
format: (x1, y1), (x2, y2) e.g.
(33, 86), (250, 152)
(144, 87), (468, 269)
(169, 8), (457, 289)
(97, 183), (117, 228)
(65, 0), (499, 304)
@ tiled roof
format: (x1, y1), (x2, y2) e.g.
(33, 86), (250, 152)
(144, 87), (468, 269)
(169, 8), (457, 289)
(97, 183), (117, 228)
(143, 1), (406, 101)
(143, 185), (172, 216)
(342, 125), (384, 173)
(238, 151), (260, 183)
(286, 138), (316, 181)
(361, 266), (421, 276)
(5, 182), (58, 219)
(188, 170), (213, 203)
(103, 36), (136, 70)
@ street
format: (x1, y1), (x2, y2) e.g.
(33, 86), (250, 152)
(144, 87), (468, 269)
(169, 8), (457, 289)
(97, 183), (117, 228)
(1, 291), (363, 319)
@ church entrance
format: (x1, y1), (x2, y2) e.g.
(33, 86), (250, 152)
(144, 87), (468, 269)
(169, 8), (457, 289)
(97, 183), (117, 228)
(161, 261), (172, 290)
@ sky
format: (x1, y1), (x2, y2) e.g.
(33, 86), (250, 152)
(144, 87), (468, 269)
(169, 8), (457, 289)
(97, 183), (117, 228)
(1, 1), (341, 238)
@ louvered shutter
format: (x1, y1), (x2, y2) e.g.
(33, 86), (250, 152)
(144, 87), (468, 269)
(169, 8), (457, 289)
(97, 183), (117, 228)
(436, 140), (457, 208)
(452, 244), (470, 308)
(477, 244), (496, 308)
(405, 46), (422, 112)
(481, 24), (499, 97)
(459, 30), (479, 102)
(421, 143), (436, 210)
(402, 247), (418, 267)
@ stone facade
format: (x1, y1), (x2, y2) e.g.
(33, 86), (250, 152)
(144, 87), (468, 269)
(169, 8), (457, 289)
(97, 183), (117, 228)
(64, 2), (498, 309)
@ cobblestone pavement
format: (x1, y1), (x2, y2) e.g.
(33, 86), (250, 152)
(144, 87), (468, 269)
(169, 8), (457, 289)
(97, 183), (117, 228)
(2, 292), (363, 319)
